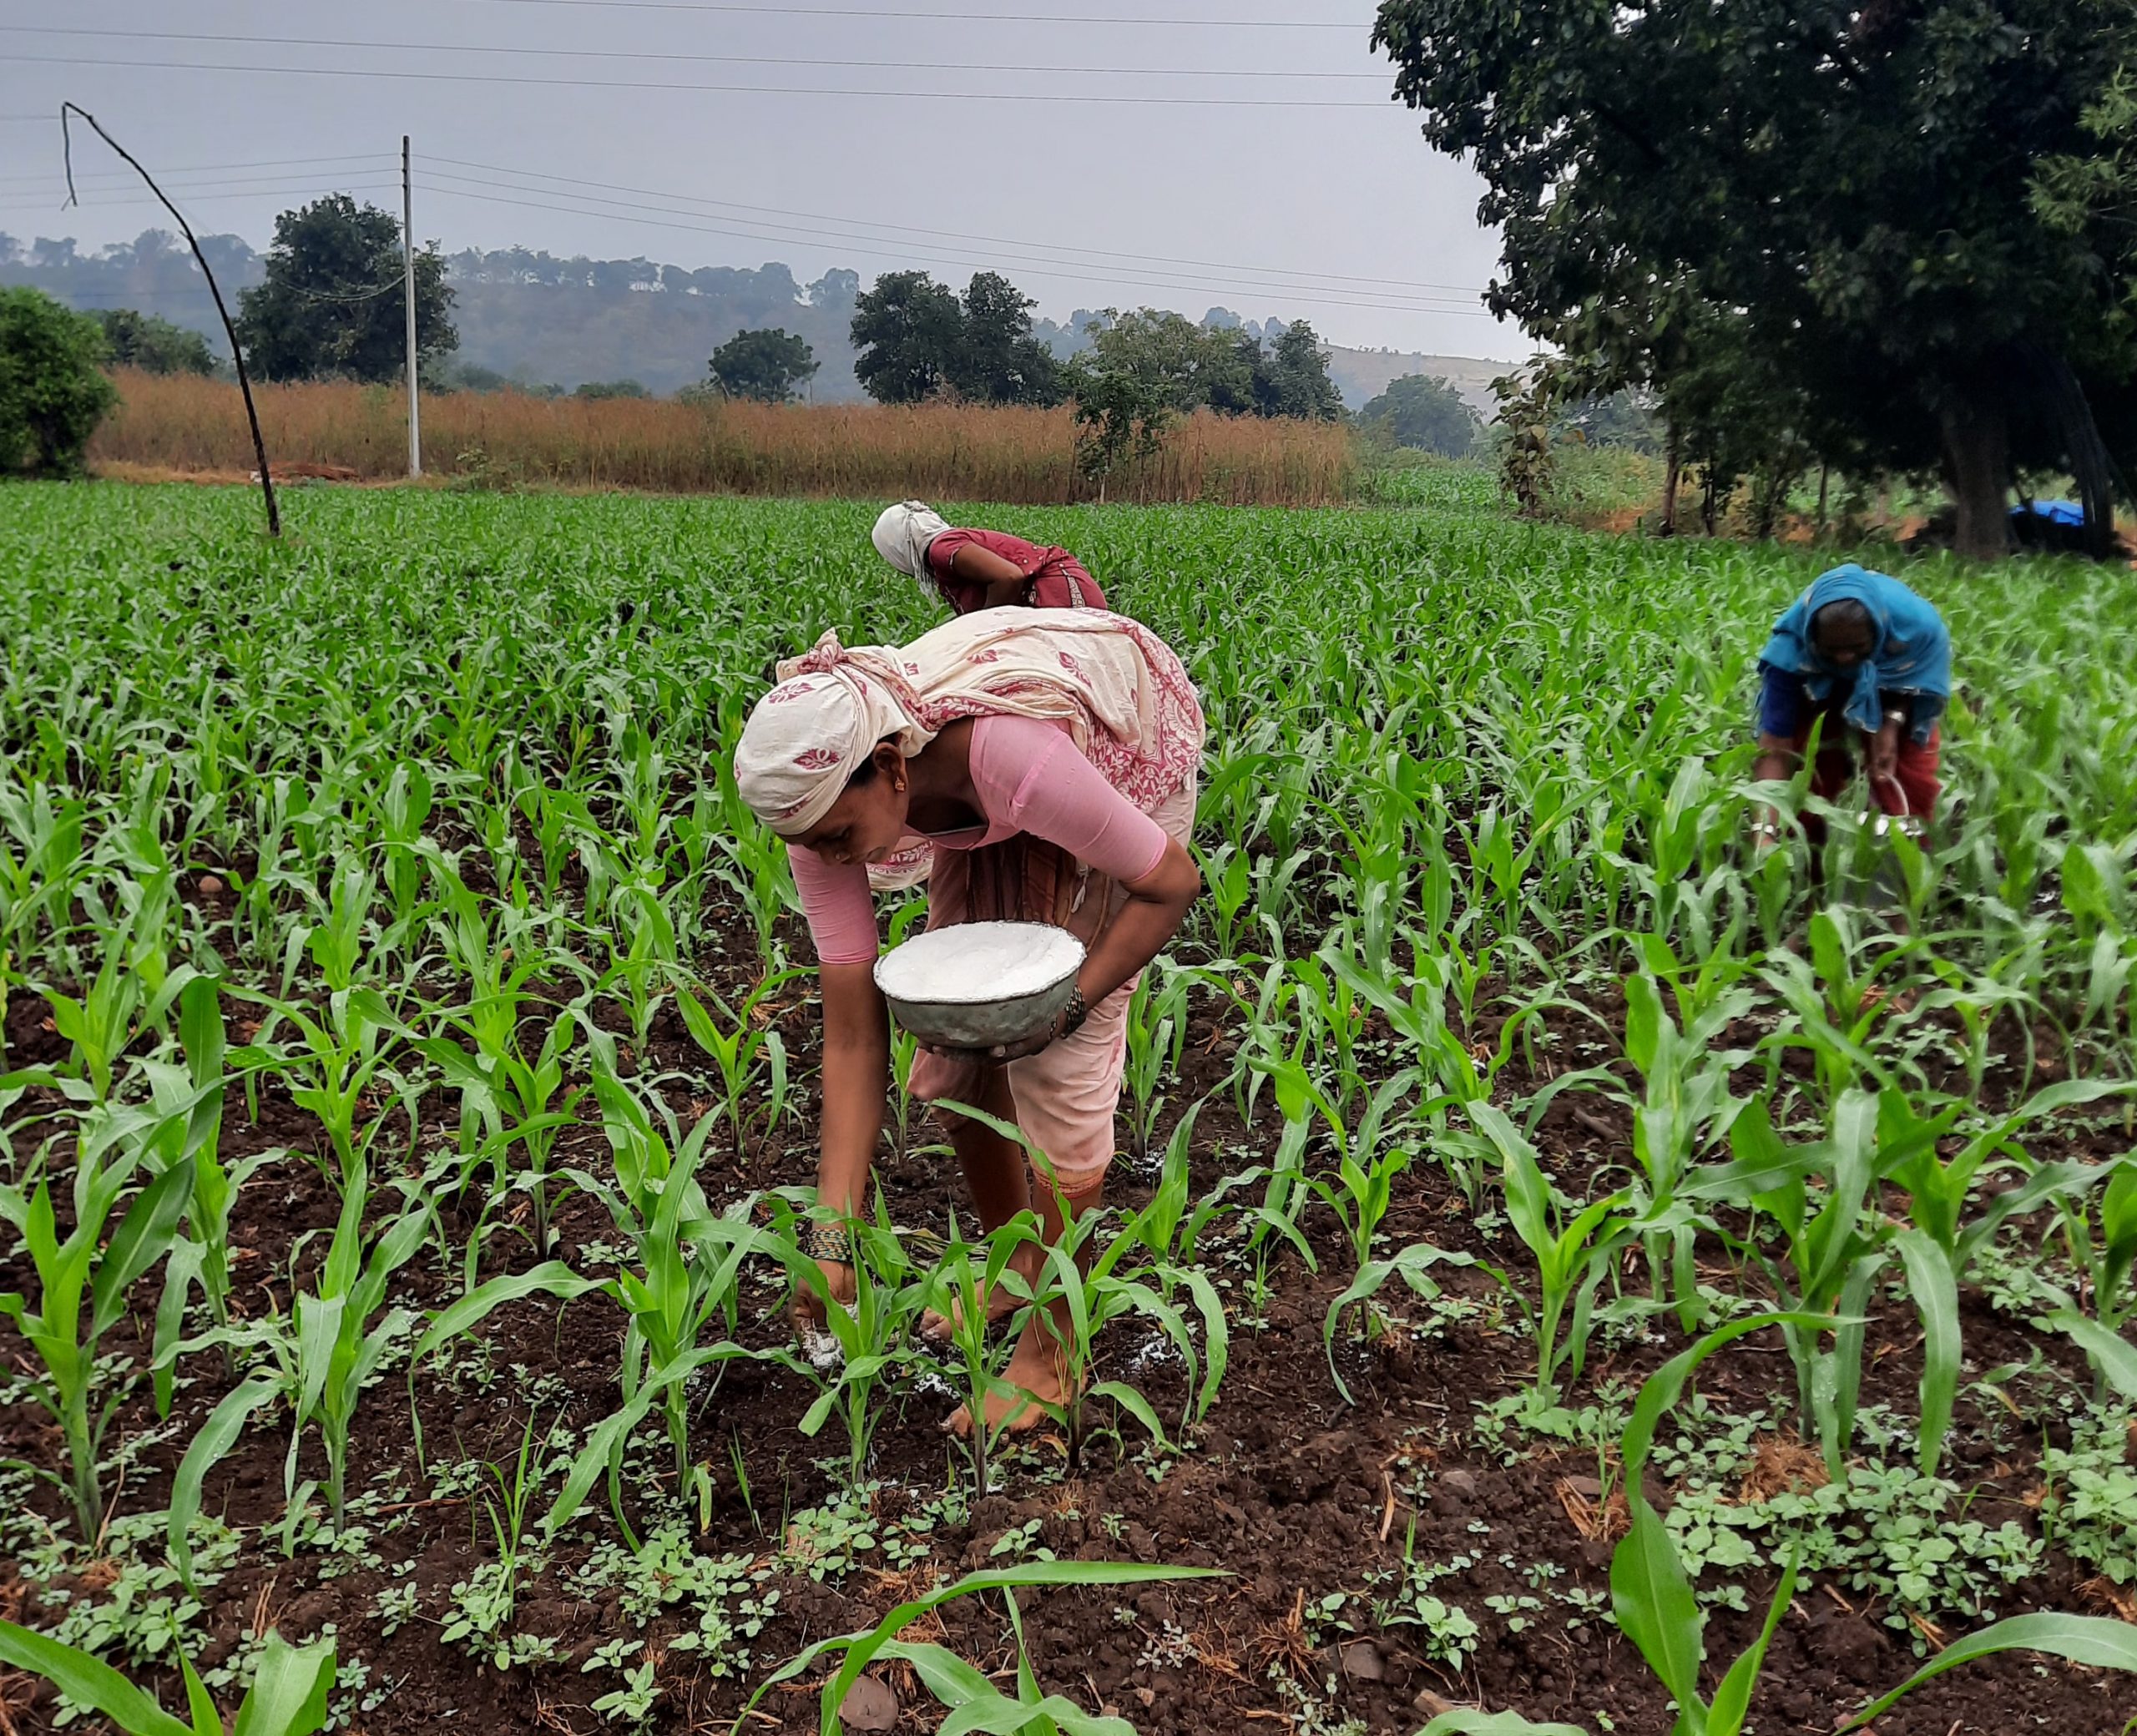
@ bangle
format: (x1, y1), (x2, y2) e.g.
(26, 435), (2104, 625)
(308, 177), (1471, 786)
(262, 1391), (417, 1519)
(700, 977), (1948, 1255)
(1060, 985), (1088, 1037)
(801, 1223), (850, 1265)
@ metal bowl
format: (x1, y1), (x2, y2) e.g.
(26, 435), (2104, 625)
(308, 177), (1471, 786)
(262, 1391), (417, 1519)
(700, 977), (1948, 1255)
(873, 921), (1086, 1050)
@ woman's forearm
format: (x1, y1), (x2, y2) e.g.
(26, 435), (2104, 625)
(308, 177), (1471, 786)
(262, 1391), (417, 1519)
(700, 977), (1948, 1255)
(816, 962), (889, 1218)
(1077, 840), (1200, 1006)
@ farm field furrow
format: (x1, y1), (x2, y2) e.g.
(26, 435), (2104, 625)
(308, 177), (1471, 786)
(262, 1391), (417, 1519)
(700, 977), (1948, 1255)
(3, 482), (2137, 1736)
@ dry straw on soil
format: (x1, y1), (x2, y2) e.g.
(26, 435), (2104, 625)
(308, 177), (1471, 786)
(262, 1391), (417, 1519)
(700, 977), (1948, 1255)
(89, 370), (1360, 505)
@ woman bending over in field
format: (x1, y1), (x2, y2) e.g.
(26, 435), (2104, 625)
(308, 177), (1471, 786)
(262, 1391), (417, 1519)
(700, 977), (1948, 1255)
(735, 606), (1203, 1432)
(872, 500), (1110, 615)
(1750, 563), (1952, 848)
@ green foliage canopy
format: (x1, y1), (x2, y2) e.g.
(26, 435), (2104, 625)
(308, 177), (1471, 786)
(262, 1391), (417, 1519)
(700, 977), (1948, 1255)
(709, 326), (820, 403)
(849, 270), (1060, 406)
(1360, 372), (1478, 457)
(1372, 0), (2137, 557)
(0, 286), (118, 478)
(234, 194), (456, 383)
(93, 308), (217, 377)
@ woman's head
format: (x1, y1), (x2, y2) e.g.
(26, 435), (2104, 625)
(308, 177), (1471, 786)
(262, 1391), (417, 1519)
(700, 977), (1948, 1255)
(1810, 597), (1877, 669)
(733, 662), (923, 843)
(871, 500), (950, 583)
(790, 739), (912, 865)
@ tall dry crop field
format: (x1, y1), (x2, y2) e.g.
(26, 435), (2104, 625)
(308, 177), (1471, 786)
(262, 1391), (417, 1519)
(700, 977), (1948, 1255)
(88, 369), (1360, 504)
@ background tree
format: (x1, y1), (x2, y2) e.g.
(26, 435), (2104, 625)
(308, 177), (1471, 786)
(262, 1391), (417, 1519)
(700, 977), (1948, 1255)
(949, 271), (1063, 406)
(572, 378), (649, 400)
(235, 194), (455, 383)
(0, 286), (118, 477)
(1359, 372), (1478, 456)
(850, 270), (966, 404)
(93, 308), (217, 376)
(1374, 0), (2137, 558)
(1250, 320), (1345, 421)
(708, 326), (819, 402)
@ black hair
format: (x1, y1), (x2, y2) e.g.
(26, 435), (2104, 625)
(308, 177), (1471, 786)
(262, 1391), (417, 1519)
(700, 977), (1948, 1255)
(1811, 598), (1874, 645)
(842, 734), (902, 790)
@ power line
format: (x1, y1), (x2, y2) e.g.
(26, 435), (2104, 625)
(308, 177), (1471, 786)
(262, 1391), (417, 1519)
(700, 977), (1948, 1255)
(7, 51), (1396, 107)
(433, 0), (1362, 26)
(0, 24), (1387, 80)
(419, 178), (1499, 320)
(422, 164), (1484, 314)
(430, 153), (1485, 298)
(4, 169), (396, 204)
(0, 152), (386, 189)
(0, 180), (402, 223)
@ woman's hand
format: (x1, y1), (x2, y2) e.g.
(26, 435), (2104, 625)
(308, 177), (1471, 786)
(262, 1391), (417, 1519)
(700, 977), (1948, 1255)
(1866, 714), (1904, 790)
(790, 1258), (856, 1334)
(920, 1018), (1060, 1065)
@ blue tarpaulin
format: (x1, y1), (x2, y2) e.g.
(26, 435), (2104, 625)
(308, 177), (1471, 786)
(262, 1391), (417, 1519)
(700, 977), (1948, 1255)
(2013, 498), (2086, 527)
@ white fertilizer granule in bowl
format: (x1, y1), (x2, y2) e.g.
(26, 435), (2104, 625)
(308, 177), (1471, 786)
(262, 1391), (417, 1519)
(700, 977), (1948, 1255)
(874, 921), (1084, 1006)
(873, 922), (1088, 1048)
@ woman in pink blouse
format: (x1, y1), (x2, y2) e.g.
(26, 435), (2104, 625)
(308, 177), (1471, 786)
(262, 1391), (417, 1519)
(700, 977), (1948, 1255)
(735, 608), (1202, 1435)
(871, 500), (1109, 615)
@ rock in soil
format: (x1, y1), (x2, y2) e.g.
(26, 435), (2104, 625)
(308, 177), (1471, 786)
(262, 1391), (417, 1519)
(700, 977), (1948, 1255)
(838, 1673), (897, 1733)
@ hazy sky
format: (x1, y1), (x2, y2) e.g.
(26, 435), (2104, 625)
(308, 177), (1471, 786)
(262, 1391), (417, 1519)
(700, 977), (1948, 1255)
(0, 0), (1519, 359)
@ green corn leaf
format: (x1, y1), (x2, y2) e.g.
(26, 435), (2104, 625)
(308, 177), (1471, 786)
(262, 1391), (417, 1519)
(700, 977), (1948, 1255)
(230, 1633), (336, 1736)
(1611, 1501), (1705, 1729)
(0, 1620), (193, 1736)
(169, 1375), (282, 1591)
(1620, 1310), (1836, 1486)
(1891, 1231), (1960, 1476)
(2048, 1310), (2137, 1401)
(1422, 1715), (1593, 1736)
(1706, 1550), (1801, 1735)
(1840, 1612), (2137, 1729)
(89, 1158), (195, 1339)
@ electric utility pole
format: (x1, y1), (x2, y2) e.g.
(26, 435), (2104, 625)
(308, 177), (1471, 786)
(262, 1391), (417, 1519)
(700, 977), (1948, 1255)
(402, 134), (421, 477)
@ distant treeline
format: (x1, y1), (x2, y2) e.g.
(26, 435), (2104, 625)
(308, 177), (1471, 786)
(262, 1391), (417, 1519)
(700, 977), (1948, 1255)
(2, 227), (1495, 406)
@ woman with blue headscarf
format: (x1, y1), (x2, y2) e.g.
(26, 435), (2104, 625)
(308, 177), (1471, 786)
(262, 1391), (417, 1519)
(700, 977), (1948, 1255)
(1750, 564), (1952, 846)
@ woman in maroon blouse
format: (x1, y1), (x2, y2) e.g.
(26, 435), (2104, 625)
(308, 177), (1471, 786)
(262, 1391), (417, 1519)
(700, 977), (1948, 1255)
(871, 500), (1109, 615)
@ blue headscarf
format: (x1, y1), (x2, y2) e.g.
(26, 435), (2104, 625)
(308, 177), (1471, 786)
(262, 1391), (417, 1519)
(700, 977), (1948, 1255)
(1757, 564), (1951, 744)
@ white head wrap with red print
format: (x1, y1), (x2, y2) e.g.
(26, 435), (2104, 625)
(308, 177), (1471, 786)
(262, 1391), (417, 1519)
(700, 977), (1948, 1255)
(871, 500), (950, 589)
(732, 608), (1205, 840)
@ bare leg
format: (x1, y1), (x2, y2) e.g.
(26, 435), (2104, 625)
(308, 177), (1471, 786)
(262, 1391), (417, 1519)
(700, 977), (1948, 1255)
(923, 1068), (1041, 1339)
(950, 1171), (1100, 1437)
(949, 1066), (1030, 1233)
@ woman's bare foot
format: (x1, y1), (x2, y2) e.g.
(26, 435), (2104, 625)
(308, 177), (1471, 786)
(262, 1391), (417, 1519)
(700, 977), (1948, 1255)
(920, 1248), (1042, 1343)
(945, 1314), (1074, 1439)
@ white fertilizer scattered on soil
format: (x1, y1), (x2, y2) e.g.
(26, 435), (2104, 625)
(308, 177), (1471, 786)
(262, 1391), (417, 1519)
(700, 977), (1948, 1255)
(874, 921), (1083, 1006)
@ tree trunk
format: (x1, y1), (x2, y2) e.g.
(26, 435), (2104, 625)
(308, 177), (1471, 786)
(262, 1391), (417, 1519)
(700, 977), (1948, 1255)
(1659, 422), (1680, 537)
(1939, 387), (2011, 563)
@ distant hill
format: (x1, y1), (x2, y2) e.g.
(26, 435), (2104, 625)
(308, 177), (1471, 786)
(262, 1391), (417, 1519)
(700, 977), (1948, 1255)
(1322, 348), (1506, 416)
(3, 227), (1509, 412)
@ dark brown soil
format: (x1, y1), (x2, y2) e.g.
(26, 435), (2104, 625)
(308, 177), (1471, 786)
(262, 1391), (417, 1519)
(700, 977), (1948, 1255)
(3, 914), (2134, 1736)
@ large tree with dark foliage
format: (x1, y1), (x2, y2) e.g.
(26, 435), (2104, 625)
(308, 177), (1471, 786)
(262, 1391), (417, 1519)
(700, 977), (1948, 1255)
(0, 287), (117, 477)
(235, 195), (455, 383)
(1249, 320), (1346, 421)
(850, 270), (966, 404)
(1373, 0), (2137, 558)
(708, 326), (819, 402)
(93, 308), (216, 376)
(949, 272), (1063, 406)
(851, 270), (1063, 406)
(1360, 373), (1478, 457)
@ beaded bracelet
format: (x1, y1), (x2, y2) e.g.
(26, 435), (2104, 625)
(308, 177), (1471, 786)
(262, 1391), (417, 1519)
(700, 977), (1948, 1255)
(801, 1224), (850, 1265)
(1060, 984), (1089, 1037)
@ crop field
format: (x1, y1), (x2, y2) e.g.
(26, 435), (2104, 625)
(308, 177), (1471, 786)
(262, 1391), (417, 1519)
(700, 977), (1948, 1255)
(6, 482), (2137, 1736)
